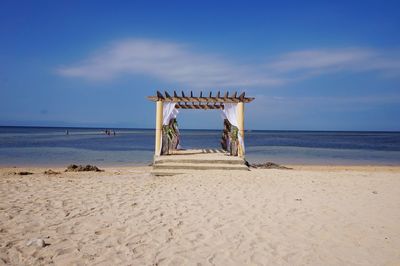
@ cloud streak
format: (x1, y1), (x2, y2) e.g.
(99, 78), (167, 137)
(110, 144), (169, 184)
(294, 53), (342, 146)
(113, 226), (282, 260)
(57, 39), (400, 87)
(57, 39), (280, 87)
(266, 48), (400, 80)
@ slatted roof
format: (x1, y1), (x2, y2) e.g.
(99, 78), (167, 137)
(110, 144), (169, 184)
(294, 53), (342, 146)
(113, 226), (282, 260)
(147, 90), (255, 110)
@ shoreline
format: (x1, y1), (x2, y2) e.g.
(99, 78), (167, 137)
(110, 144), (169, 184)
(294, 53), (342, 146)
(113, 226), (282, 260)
(2, 164), (400, 173)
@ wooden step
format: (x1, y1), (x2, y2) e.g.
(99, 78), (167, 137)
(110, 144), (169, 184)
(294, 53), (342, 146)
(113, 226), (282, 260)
(154, 158), (245, 165)
(153, 162), (249, 171)
(152, 149), (249, 176)
(151, 168), (249, 176)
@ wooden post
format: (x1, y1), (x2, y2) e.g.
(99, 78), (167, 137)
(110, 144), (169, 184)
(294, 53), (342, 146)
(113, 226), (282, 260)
(236, 102), (245, 157)
(155, 100), (163, 155)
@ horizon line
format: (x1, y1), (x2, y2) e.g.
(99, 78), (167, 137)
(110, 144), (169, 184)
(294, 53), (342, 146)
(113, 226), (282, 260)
(1, 125), (399, 133)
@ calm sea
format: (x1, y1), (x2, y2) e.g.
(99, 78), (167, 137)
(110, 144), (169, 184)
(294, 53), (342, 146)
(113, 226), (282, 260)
(1, 126), (400, 166)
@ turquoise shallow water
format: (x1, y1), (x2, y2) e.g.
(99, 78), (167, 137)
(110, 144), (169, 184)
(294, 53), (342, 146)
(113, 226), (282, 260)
(1, 126), (400, 166)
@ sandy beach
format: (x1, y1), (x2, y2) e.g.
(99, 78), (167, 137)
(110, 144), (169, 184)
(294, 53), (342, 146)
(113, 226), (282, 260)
(0, 165), (399, 265)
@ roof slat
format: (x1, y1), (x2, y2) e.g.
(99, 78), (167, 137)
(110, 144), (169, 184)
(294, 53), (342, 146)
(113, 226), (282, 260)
(164, 91), (171, 99)
(175, 103), (224, 110)
(238, 92), (245, 101)
(156, 91), (164, 100)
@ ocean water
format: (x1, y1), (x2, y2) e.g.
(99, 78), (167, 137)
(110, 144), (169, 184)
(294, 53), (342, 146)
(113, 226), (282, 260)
(0, 126), (400, 166)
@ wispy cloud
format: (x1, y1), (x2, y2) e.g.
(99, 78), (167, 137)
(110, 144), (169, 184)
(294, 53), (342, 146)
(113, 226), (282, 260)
(266, 48), (375, 72)
(251, 94), (400, 115)
(266, 48), (400, 80)
(57, 39), (400, 87)
(245, 93), (400, 130)
(57, 39), (281, 87)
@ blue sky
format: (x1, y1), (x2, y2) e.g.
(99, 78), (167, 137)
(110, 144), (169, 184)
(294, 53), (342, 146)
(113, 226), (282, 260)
(1, 0), (399, 130)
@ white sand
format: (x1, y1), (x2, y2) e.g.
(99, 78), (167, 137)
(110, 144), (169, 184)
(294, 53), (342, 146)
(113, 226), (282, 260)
(1, 166), (400, 265)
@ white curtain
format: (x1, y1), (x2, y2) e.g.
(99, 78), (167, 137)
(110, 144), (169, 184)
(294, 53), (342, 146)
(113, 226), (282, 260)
(158, 102), (179, 155)
(163, 102), (179, 125)
(221, 103), (245, 154)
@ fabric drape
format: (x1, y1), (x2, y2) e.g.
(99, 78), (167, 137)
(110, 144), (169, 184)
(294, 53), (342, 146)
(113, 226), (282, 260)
(221, 103), (245, 154)
(163, 102), (179, 125)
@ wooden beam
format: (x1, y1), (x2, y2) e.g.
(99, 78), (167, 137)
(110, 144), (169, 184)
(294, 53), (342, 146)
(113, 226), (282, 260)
(230, 97), (240, 103)
(216, 98), (224, 103)
(155, 100), (163, 155)
(244, 97), (255, 103)
(237, 102), (244, 157)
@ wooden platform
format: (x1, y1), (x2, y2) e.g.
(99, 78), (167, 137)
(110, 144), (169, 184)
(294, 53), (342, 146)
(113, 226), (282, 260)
(151, 149), (249, 176)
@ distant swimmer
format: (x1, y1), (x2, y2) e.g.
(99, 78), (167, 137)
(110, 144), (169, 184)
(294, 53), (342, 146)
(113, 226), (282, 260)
(66, 130), (69, 135)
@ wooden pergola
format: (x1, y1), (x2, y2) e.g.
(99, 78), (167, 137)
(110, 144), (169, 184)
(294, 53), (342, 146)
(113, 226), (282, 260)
(147, 90), (255, 157)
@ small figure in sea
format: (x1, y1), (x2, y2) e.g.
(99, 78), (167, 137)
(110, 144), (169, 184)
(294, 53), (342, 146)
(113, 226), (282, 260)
(113, 130), (116, 136)
(66, 130), (69, 135)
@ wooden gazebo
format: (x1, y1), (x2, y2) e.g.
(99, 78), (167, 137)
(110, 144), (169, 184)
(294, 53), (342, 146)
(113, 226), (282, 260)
(147, 90), (255, 157)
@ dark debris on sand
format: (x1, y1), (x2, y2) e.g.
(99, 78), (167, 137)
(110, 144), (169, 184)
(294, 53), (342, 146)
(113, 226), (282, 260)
(65, 164), (104, 172)
(246, 161), (292, 170)
(17, 171), (34, 175)
(44, 169), (61, 175)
